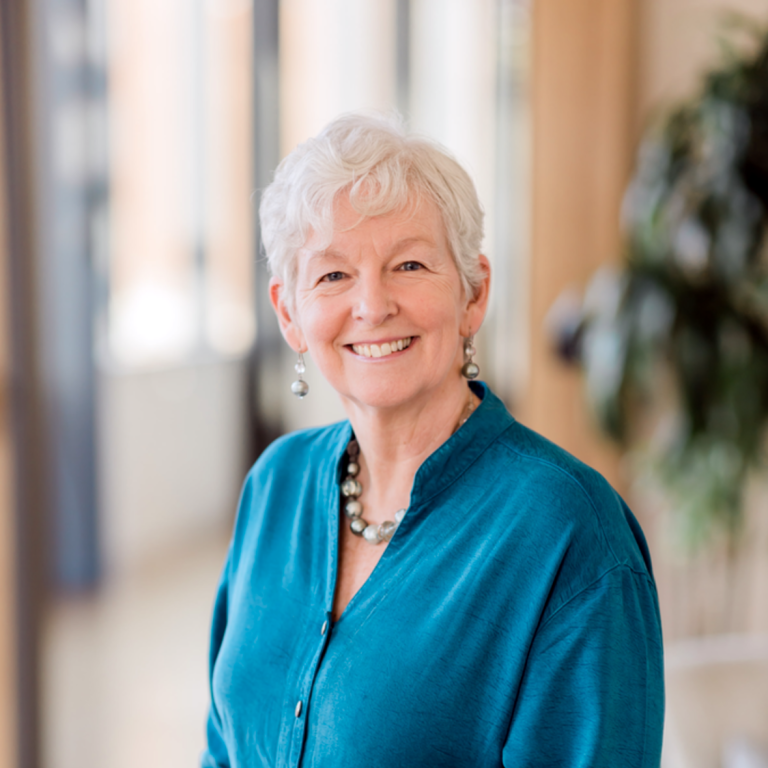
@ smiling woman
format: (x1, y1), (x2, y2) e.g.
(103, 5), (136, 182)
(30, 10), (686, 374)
(270, 194), (489, 417)
(201, 114), (664, 768)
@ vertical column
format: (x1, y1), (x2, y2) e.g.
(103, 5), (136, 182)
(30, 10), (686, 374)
(251, 0), (284, 456)
(36, 0), (102, 590)
(523, 0), (638, 484)
(409, 0), (496, 242)
(0, 0), (44, 763)
(279, 0), (397, 156)
(0, 26), (18, 768)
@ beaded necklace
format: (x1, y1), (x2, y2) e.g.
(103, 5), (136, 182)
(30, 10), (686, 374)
(340, 394), (475, 545)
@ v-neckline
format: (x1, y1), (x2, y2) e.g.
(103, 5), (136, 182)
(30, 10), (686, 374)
(326, 472), (403, 625)
(322, 381), (506, 626)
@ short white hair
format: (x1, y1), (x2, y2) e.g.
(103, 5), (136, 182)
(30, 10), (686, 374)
(260, 112), (485, 305)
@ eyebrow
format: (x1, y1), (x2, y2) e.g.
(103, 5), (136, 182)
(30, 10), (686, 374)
(312, 236), (436, 261)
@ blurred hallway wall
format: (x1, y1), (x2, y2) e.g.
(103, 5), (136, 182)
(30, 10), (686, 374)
(0, 29), (17, 768)
(637, 0), (768, 118)
(524, 0), (768, 482)
(97, 360), (248, 576)
(525, 0), (768, 642)
(635, 0), (768, 644)
(523, 0), (637, 487)
(95, 0), (256, 579)
(0, 0), (49, 763)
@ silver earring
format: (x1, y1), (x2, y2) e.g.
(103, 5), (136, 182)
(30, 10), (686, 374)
(291, 352), (309, 398)
(461, 336), (480, 380)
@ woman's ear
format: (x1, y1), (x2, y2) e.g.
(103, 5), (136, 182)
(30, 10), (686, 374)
(460, 254), (491, 337)
(269, 276), (306, 352)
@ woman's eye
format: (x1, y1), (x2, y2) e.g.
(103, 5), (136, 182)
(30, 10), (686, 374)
(399, 261), (423, 272)
(321, 271), (345, 282)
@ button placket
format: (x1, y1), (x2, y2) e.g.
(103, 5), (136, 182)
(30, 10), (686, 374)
(288, 613), (335, 767)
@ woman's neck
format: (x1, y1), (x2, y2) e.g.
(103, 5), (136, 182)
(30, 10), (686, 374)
(340, 379), (477, 524)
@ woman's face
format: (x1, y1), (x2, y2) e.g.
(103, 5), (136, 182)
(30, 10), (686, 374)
(270, 194), (490, 412)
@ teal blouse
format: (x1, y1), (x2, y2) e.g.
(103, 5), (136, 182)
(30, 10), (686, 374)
(201, 383), (664, 767)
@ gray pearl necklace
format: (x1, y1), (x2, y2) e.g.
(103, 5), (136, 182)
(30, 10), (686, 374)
(341, 438), (406, 545)
(340, 395), (476, 546)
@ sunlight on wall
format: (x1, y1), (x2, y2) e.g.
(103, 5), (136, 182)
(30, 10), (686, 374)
(106, 0), (255, 368)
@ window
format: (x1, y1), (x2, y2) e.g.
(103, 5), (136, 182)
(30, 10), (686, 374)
(105, 0), (255, 368)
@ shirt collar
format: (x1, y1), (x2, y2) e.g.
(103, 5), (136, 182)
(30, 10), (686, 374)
(409, 381), (514, 507)
(329, 381), (515, 508)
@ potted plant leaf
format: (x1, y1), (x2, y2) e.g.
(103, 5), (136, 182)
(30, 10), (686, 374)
(551, 15), (768, 551)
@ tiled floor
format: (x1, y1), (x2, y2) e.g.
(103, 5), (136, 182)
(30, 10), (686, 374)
(43, 532), (230, 768)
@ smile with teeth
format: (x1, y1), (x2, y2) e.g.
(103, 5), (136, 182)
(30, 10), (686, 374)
(351, 337), (412, 358)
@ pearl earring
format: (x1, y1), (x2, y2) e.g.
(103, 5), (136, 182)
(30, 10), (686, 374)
(291, 351), (309, 398)
(461, 336), (480, 380)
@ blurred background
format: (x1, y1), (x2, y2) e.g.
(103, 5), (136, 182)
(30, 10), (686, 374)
(0, 0), (767, 767)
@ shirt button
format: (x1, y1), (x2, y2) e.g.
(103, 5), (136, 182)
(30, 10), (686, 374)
(295, 700), (302, 718)
(321, 620), (328, 635)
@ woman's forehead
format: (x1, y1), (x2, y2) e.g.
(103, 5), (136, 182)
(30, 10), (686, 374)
(303, 194), (446, 254)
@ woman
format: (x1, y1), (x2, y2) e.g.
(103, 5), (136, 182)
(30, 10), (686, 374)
(201, 114), (664, 768)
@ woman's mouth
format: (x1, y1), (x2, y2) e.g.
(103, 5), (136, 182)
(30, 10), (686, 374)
(351, 337), (412, 358)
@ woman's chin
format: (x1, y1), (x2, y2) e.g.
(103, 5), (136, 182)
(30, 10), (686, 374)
(337, 375), (458, 413)
(342, 387), (420, 412)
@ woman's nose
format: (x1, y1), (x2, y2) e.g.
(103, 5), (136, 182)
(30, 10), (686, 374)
(352, 276), (397, 326)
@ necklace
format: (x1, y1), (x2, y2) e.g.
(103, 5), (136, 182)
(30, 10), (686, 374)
(340, 393), (476, 545)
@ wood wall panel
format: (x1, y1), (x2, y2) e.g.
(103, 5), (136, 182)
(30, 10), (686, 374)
(522, 0), (639, 487)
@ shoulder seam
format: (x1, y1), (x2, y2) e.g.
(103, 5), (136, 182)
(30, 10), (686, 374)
(539, 563), (655, 631)
(497, 437), (623, 566)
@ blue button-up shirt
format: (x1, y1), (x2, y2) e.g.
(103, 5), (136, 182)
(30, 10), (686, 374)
(202, 383), (664, 767)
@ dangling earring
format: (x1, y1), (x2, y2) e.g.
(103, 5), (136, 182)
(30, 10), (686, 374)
(461, 336), (480, 380)
(291, 351), (309, 398)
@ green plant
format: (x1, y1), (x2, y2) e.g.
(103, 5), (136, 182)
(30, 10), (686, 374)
(553, 17), (768, 548)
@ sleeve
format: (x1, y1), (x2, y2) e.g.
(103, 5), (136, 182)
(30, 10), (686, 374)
(200, 548), (232, 768)
(502, 565), (665, 768)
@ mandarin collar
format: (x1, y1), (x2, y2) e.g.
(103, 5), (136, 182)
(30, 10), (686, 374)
(329, 382), (515, 509)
